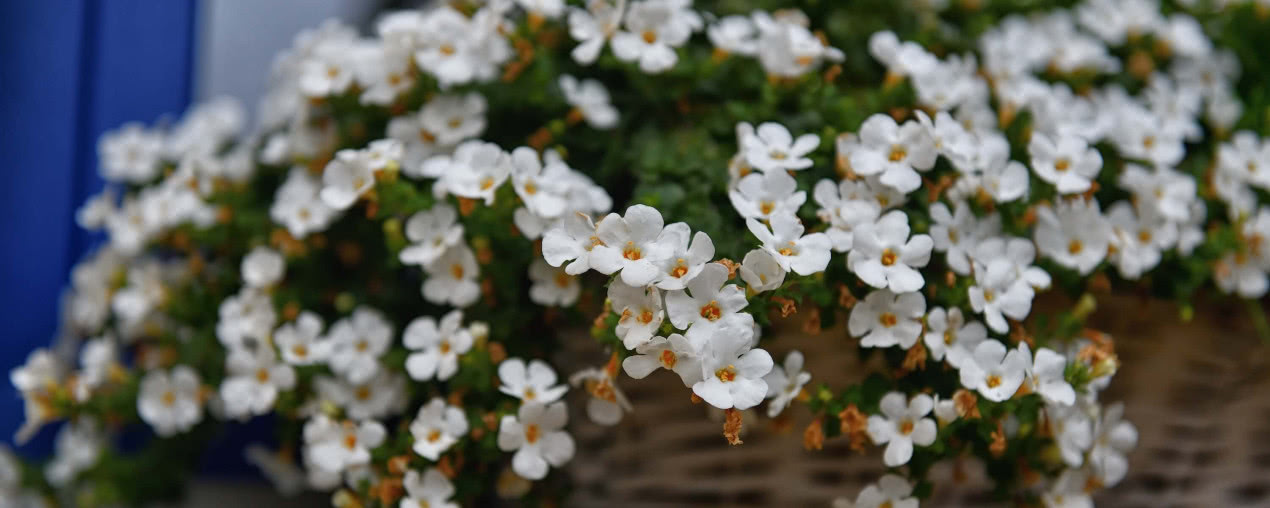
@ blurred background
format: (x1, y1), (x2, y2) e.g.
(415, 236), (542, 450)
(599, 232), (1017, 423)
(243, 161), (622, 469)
(0, 0), (403, 491)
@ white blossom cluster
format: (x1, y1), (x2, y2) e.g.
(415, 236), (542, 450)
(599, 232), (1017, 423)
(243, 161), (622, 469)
(11, 0), (1270, 506)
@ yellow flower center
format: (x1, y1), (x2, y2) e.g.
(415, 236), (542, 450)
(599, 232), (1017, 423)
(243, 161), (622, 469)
(255, 368), (271, 383)
(899, 419), (915, 435)
(641, 30), (657, 44)
(440, 340), (452, 354)
(355, 340), (369, 353)
(759, 201), (775, 216)
(888, 145), (907, 162)
(292, 344), (308, 358)
(554, 271), (572, 288)
(878, 312), (897, 328)
(669, 259), (689, 278)
(943, 330), (955, 345)
(1067, 239), (1084, 255)
(622, 241), (642, 260)
(161, 390), (176, 407)
(985, 375), (1002, 388)
(427, 429), (442, 443)
(660, 349), (677, 369)
(715, 366), (737, 382)
(699, 301), (722, 321)
(881, 248), (897, 266)
(450, 263), (465, 280)
(1054, 158), (1070, 172)
(638, 309), (655, 324)
(523, 388), (537, 401)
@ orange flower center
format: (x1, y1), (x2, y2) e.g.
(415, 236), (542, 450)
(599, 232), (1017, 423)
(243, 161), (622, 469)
(427, 429), (442, 443)
(622, 242), (642, 260)
(700, 301), (722, 321)
(659, 349), (677, 368)
(641, 30), (657, 44)
(881, 248), (897, 266)
(878, 312), (898, 328)
(715, 366), (737, 382)
(985, 375), (1002, 388)
(888, 145), (907, 162)
(525, 424), (540, 444)
(450, 263), (465, 279)
(1067, 239), (1083, 255)
(1054, 158), (1070, 172)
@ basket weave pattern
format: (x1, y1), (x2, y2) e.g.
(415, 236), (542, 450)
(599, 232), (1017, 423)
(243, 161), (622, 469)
(565, 295), (1270, 507)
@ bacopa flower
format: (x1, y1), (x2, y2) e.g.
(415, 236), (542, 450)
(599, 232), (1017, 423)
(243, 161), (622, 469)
(303, 415), (385, 474)
(1029, 132), (1103, 194)
(867, 392), (937, 467)
(929, 200), (1000, 275)
(968, 236), (1051, 333)
(622, 333), (704, 387)
(510, 147), (572, 220)
(849, 114), (937, 193)
(400, 204), (465, 267)
(274, 311), (330, 366)
(692, 323), (773, 410)
(958, 340), (1028, 402)
(848, 210), (934, 293)
(319, 148), (377, 210)
(529, 259), (581, 306)
(422, 243), (481, 308)
(838, 473), (919, 508)
(763, 350), (811, 418)
(590, 204), (676, 286)
(325, 307), (393, 384)
(746, 213), (832, 276)
(542, 212), (602, 275)
(568, 365), (633, 426)
(665, 263), (752, 343)
(741, 122), (820, 173)
(728, 169), (807, 221)
(813, 178), (884, 252)
(219, 346), (296, 420)
(559, 74), (619, 129)
(409, 397), (468, 461)
(401, 468), (459, 508)
(403, 310), (474, 382)
(497, 402), (576, 480)
(608, 281), (665, 350)
(498, 358), (568, 404)
(739, 248), (785, 292)
(1034, 198), (1111, 275)
(137, 365), (204, 437)
(1090, 402), (1137, 487)
(652, 225), (714, 291)
(610, 0), (701, 73)
(1022, 343), (1076, 406)
(567, 0), (623, 64)
(425, 140), (511, 205)
(923, 307), (987, 369)
(848, 289), (926, 349)
(241, 246), (285, 288)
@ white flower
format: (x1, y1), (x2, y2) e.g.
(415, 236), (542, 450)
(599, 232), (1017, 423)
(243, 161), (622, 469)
(848, 289), (925, 349)
(608, 280), (665, 350)
(746, 213), (832, 275)
(1048, 404), (1093, 468)
(313, 371), (407, 420)
(923, 307), (987, 369)
(567, 0), (623, 64)
(1041, 468), (1095, 508)
(389, 93), (488, 169)
(739, 248), (785, 292)
(1090, 402), (1137, 487)
(622, 333), (704, 387)
(529, 259), (581, 306)
(319, 149), (377, 210)
(498, 358), (569, 404)
(568, 365), (633, 425)
(589, 204), (676, 286)
(665, 263), (752, 343)
(271, 168), (337, 239)
(968, 236), (1051, 333)
(220, 345), (296, 419)
(400, 204), (465, 267)
(304, 415), (385, 474)
(751, 10), (844, 78)
(10, 349), (61, 397)
(1106, 202), (1172, 280)
(497, 401), (576, 480)
(868, 30), (938, 79)
(652, 225), (714, 291)
(958, 340), (1028, 402)
(422, 243), (482, 308)
(241, 246), (285, 288)
(413, 7), (510, 88)
(849, 114), (937, 193)
(728, 169), (807, 221)
(404, 310), (474, 382)
(763, 350), (811, 418)
(1029, 132), (1103, 194)
(1034, 198), (1112, 275)
(357, 47), (415, 107)
(841, 473), (919, 508)
(1022, 344), (1075, 406)
(1117, 163), (1196, 223)
(427, 141), (511, 205)
(812, 177), (886, 252)
(45, 420), (102, 487)
(867, 392), (937, 467)
(138, 365), (204, 437)
(542, 212), (602, 275)
(327, 307), (393, 384)
(949, 132), (1029, 203)
(409, 398), (469, 461)
(510, 147), (573, 220)
(275, 311), (330, 366)
(401, 468), (459, 508)
(692, 323), (772, 410)
(929, 200), (1000, 275)
(917, 110), (976, 169)
(75, 336), (117, 401)
(741, 122), (819, 173)
(611, 0), (702, 73)
(299, 41), (357, 97)
(559, 75), (618, 129)
(849, 210), (934, 293)
(98, 123), (164, 183)
(707, 15), (757, 55)
(516, 0), (565, 18)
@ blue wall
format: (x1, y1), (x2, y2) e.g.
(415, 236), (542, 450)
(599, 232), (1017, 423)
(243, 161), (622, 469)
(0, 0), (197, 455)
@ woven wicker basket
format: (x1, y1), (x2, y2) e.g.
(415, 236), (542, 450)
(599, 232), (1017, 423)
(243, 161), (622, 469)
(563, 294), (1270, 507)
